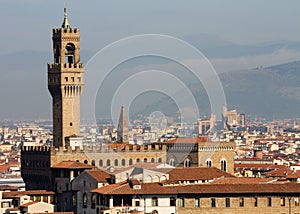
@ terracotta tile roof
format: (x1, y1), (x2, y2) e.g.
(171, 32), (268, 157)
(91, 181), (175, 195)
(0, 165), (10, 172)
(3, 190), (55, 198)
(287, 170), (300, 179)
(51, 161), (94, 169)
(192, 183), (300, 194)
(130, 178), (140, 185)
(211, 177), (277, 184)
(234, 163), (286, 170)
(23, 190), (55, 195)
(86, 169), (111, 183)
(265, 168), (294, 178)
(2, 191), (27, 198)
(91, 181), (300, 195)
(167, 167), (234, 182)
(0, 185), (19, 191)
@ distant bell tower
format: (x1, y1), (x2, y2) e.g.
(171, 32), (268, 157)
(48, 6), (84, 147)
(117, 105), (129, 143)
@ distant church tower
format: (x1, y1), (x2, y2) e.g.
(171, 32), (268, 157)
(117, 105), (129, 143)
(48, 7), (84, 147)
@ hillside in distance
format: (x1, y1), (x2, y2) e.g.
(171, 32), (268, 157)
(219, 60), (300, 119)
(131, 61), (300, 121)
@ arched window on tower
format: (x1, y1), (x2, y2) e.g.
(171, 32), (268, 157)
(221, 159), (227, 172)
(169, 158), (176, 166)
(65, 43), (75, 65)
(184, 159), (191, 168)
(114, 159), (118, 167)
(106, 159), (111, 167)
(206, 159), (212, 167)
(129, 159), (133, 166)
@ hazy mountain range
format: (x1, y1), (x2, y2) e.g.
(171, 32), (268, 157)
(1, 34), (300, 120)
(129, 60), (300, 121)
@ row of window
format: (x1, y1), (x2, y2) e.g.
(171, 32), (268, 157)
(169, 158), (227, 171)
(164, 157), (228, 169)
(80, 195), (300, 210)
(92, 157), (163, 167)
(63, 85), (82, 96)
(49, 76), (81, 83)
(178, 197), (300, 208)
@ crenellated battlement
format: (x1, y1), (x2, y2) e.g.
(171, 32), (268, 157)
(83, 144), (167, 153)
(50, 146), (85, 155)
(198, 141), (235, 151)
(53, 28), (79, 34)
(22, 146), (51, 153)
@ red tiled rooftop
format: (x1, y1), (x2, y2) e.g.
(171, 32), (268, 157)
(286, 170), (300, 179)
(167, 167), (234, 182)
(91, 181), (300, 195)
(130, 178), (140, 185)
(0, 165), (10, 172)
(23, 190), (55, 195)
(234, 163), (287, 170)
(51, 161), (94, 169)
(2, 191), (27, 198)
(211, 177), (277, 184)
(3, 190), (55, 198)
(265, 168), (294, 178)
(0, 185), (19, 191)
(86, 169), (111, 183)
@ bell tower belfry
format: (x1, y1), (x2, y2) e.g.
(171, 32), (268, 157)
(48, 6), (84, 147)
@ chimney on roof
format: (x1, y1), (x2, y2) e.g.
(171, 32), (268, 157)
(129, 178), (141, 189)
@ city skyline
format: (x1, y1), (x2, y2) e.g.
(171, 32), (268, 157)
(2, 5), (300, 213)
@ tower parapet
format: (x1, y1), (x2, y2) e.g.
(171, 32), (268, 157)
(53, 28), (79, 34)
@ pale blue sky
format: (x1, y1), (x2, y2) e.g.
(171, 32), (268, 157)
(0, 0), (300, 120)
(0, 0), (299, 55)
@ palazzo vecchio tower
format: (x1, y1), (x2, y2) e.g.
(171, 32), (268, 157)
(48, 7), (84, 147)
